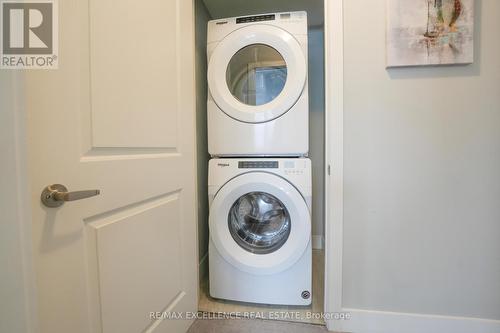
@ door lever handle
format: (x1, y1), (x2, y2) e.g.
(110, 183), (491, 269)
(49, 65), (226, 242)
(41, 184), (100, 208)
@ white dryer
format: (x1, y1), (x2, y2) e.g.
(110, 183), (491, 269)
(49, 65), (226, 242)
(207, 12), (309, 156)
(208, 158), (312, 305)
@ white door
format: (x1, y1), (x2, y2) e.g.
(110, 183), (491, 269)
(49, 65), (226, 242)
(25, 1), (197, 333)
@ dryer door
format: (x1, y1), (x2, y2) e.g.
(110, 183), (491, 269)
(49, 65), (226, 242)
(209, 172), (310, 275)
(208, 25), (307, 123)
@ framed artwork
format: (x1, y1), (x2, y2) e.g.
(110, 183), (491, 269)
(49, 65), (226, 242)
(387, 0), (474, 67)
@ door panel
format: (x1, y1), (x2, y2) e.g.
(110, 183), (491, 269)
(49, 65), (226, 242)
(89, 0), (178, 148)
(86, 192), (182, 333)
(26, 0), (197, 332)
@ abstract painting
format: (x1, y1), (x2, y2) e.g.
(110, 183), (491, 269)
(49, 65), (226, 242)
(387, 0), (474, 67)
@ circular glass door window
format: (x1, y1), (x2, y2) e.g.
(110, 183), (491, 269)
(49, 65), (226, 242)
(228, 191), (291, 254)
(226, 44), (287, 106)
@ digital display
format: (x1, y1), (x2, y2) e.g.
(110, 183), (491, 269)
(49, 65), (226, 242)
(236, 14), (275, 24)
(238, 161), (279, 169)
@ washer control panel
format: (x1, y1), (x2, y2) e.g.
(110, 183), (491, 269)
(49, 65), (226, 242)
(284, 159), (305, 175)
(238, 161), (278, 169)
(235, 159), (306, 175)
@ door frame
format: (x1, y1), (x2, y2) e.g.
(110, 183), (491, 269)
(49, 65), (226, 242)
(323, 0), (345, 331)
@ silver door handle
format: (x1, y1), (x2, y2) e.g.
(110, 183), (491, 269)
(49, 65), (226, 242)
(41, 184), (100, 208)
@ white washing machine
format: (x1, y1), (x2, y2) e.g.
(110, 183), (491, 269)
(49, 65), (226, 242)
(208, 158), (312, 305)
(207, 12), (309, 156)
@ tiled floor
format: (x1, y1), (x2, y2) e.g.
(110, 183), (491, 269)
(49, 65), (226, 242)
(198, 249), (325, 325)
(187, 318), (328, 333)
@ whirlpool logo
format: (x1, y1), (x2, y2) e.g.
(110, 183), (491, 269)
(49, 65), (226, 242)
(1, 0), (58, 69)
(217, 163), (230, 167)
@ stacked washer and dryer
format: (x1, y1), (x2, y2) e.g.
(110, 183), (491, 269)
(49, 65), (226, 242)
(207, 12), (312, 305)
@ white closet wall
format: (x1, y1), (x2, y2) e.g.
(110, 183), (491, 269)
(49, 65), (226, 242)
(195, 0), (212, 280)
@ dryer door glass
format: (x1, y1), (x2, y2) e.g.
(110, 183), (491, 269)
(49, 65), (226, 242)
(228, 191), (291, 254)
(226, 44), (287, 106)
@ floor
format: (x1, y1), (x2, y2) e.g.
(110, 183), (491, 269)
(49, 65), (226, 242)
(187, 318), (328, 333)
(198, 249), (325, 325)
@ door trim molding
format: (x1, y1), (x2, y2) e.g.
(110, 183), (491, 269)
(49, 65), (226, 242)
(324, 0), (344, 331)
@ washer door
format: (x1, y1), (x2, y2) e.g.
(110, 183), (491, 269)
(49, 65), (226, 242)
(209, 172), (310, 275)
(208, 25), (307, 124)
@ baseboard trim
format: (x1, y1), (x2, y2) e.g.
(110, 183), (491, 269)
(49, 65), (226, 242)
(312, 235), (324, 250)
(198, 253), (208, 283)
(327, 308), (500, 333)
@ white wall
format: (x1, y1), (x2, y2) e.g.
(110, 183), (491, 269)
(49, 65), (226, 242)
(0, 73), (36, 332)
(195, 0), (211, 278)
(331, 0), (500, 328)
(308, 28), (325, 248)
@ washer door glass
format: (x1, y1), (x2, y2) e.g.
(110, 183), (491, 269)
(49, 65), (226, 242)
(228, 191), (291, 254)
(226, 44), (287, 106)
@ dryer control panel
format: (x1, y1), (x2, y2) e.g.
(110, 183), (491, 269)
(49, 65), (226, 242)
(207, 11), (308, 43)
(236, 14), (275, 24)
